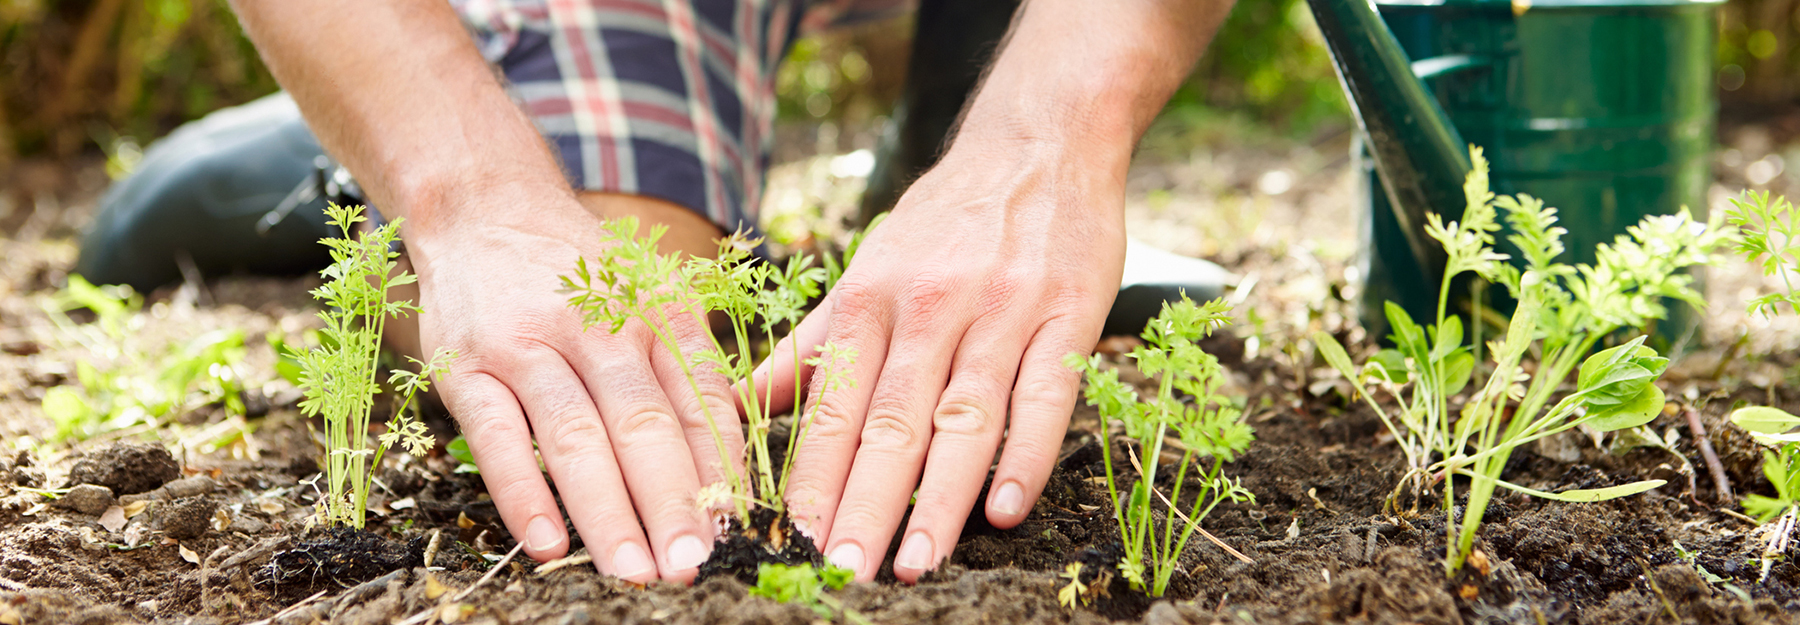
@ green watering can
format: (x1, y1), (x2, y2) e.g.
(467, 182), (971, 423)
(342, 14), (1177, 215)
(1306, 0), (1721, 339)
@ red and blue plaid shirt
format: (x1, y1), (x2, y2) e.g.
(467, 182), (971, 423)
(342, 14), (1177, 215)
(450, 0), (912, 232)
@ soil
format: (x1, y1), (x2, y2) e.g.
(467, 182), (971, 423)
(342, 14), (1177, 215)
(7, 133), (1800, 623)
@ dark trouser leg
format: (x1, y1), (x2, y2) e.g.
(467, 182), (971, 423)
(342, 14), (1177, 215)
(76, 93), (334, 294)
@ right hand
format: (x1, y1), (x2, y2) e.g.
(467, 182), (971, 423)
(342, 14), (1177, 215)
(403, 185), (741, 584)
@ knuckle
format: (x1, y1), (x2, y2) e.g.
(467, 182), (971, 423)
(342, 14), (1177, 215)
(1015, 368), (1078, 408)
(897, 272), (954, 319)
(799, 396), (858, 440)
(860, 401), (922, 448)
(829, 279), (881, 324)
(932, 395), (1001, 438)
(543, 412), (611, 453)
(613, 402), (683, 439)
(483, 469), (543, 510)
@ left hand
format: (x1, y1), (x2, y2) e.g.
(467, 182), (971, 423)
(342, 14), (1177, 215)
(753, 138), (1126, 583)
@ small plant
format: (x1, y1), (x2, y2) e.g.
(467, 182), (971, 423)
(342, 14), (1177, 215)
(1065, 295), (1256, 597)
(1314, 147), (1727, 574)
(748, 562), (867, 623)
(39, 275), (248, 442)
(1726, 407), (1799, 581)
(1726, 190), (1800, 317)
(1723, 190), (1800, 580)
(290, 204), (455, 529)
(1056, 562), (1091, 609)
(563, 217), (856, 529)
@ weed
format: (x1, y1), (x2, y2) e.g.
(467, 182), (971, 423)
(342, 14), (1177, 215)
(1314, 147), (1728, 573)
(1065, 294), (1255, 597)
(563, 217), (855, 526)
(1725, 190), (1800, 317)
(290, 204), (455, 529)
(748, 562), (867, 623)
(1056, 562), (1090, 609)
(39, 275), (247, 442)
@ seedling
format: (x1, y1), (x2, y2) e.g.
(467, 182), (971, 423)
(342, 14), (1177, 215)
(39, 275), (248, 442)
(748, 562), (868, 623)
(1722, 190), (1800, 580)
(563, 217), (856, 528)
(1728, 407), (1799, 581)
(1065, 295), (1255, 597)
(290, 204), (455, 529)
(1314, 147), (1726, 573)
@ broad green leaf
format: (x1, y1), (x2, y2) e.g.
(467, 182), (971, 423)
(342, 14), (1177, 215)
(1431, 315), (1463, 361)
(447, 435), (476, 465)
(1312, 332), (1357, 379)
(1730, 406), (1800, 435)
(1368, 349), (1409, 384)
(1576, 339), (1658, 390)
(1585, 384), (1665, 431)
(1442, 351), (1475, 395)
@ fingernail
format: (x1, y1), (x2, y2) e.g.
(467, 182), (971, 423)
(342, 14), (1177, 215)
(896, 532), (935, 571)
(667, 534), (710, 571)
(827, 543), (865, 574)
(612, 542), (656, 580)
(526, 516), (563, 552)
(992, 481), (1025, 517)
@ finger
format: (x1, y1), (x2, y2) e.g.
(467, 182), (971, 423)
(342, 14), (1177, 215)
(649, 308), (747, 503)
(780, 282), (892, 550)
(890, 311), (1032, 583)
(439, 370), (568, 563)
(744, 292), (833, 417)
(563, 338), (717, 584)
(817, 277), (971, 581)
(504, 360), (659, 583)
(987, 317), (1097, 530)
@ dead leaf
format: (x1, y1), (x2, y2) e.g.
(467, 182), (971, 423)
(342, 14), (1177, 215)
(123, 523), (146, 547)
(0, 605), (20, 625)
(99, 505), (127, 532)
(456, 511), (475, 529)
(425, 573), (450, 600)
(439, 603), (470, 623)
(123, 499), (149, 518)
(390, 497), (416, 510)
(257, 499), (285, 515)
(211, 509), (231, 532)
(179, 543), (200, 565)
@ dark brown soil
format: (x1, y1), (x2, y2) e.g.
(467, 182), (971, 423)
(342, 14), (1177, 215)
(697, 505), (824, 585)
(66, 442), (181, 495)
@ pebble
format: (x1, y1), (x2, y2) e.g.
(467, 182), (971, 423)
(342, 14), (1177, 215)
(230, 514), (268, 535)
(156, 496), (217, 540)
(67, 442), (180, 495)
(54, 484), (115, 515)
(1142, 602), (1187, 625)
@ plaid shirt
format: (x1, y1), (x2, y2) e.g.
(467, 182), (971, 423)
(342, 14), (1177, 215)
(449, 0), (912, 232)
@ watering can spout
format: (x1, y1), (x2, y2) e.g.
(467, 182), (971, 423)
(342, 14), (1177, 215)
(1307, 0), (1474, 286)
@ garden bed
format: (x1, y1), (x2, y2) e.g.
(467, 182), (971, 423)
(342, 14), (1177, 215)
(4, 132), (1800, 623)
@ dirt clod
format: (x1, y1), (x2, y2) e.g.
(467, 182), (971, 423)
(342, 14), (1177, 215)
(155, 496), (216, 540)
(52, 484), (114, 515)
(66, 442), (180, 495)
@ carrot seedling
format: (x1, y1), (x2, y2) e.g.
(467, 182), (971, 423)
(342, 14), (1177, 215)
(1314, 147), (1728, 574)
(1066, 294), (1255, 597)
(291, 203), (455, 529)
(1722, 190), (1800, 580)
(563, 217), (855, 528)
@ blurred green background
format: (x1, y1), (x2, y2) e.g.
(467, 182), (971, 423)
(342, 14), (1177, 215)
(0, 0), (1796, 169)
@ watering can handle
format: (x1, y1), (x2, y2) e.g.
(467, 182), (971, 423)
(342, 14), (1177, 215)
(1306, 0), (1479, 288)
(1411, 54), (1500, 81)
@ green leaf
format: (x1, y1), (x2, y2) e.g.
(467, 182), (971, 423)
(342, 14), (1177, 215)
(1730, 406), (1800, 435)
(1742, 493), (1790, 522)
(447, 435), (476, 465)
(1442, 351), (1474, 395)
(1481, 474), (1667, 502)
(1368, 349), (1409, 384)
(1431, 315), (1463, 362)
(42, 386), (92, 434)
(1585, 383), (1665, 432)
(1312, 332), (1356, 380)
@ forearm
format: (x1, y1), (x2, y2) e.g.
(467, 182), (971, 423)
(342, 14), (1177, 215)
(949, 0), (1233, 176)
(227, 0), (570, 237)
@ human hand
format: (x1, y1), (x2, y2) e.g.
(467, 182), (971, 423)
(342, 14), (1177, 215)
(404, 187), (740, 584)
(754, 143), (1127, 583)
